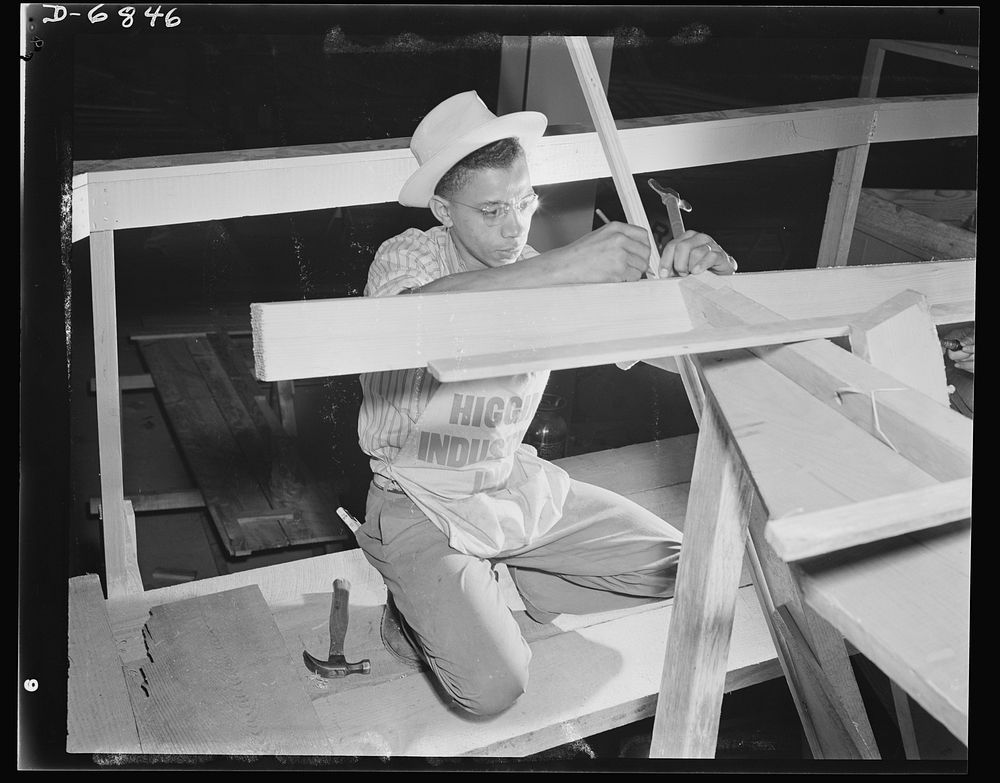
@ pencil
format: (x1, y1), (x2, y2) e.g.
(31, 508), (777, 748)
(595, 208), (610, 225)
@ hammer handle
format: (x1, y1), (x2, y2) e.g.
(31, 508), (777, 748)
(328, 578), (350, 659)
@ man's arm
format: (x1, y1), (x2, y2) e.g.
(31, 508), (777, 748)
(412, 222), (736, 294)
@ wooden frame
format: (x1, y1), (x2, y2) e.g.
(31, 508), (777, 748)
(71, 36), (975, 757)
(817, 39), (978, 268)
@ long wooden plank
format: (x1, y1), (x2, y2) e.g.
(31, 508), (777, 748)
(429, 310), (928, 382)
(140, 339), (286, 555)
(700, 348), (940, 522)
(89, 488), (206, 517)
(766, 477), (972, 562)
(207, 332), (349, 544)
(797, 520), (970, 745)
(252, 276), (692, 381)
(649, 400), (756, 758)
(866, 189), (977, 227)
(72, 95), (976, 241)
(125, 585), (333, 755)
(872, 39), (979, 70)
(252, 261), (974, 382)
(67, 575), (142, 753)
(566, 36), (659, 276)
(90, 231), (144, 598)
(681, 274), (973, 481)
(308, 585), (778, 757)
(854, 190), (977, 261)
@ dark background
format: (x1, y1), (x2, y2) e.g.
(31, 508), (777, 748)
(21, 4), (978, 770)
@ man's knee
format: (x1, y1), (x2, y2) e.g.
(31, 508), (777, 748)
(449, 651), (531, 717)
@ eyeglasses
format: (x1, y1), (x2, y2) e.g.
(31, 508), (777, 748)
(448, 192), (540, 226)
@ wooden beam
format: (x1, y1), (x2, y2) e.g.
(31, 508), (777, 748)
(704, 346), (941, 520)
(743, 508), (879, 758)
(89, 489), (206, 517)
(428, 309), (941, 383)
(566, 36), (659, 276)
(770, 605), (877, 757)
(89, 373), (155, 393)
(72, 95), (976, 241)
(252, 275), (693, 381)
(251, 260), (974, 382)
(871, 39), (979, 70)
(766, 476), (972, 562)
(90, 230), (143, 599)
(682, 276), (972, 481)
(649, 400), (756, 758)
(865, 189), (977, 227)
(853, 190), (977, 261)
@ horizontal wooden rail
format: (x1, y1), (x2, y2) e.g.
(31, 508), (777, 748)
(72, 94), (977, 241)
(765, 477), (972, 562)
(870, 39), (979, 70)
(251, 260), (974, 381)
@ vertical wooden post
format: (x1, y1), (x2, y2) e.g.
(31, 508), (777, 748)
(816, 41), (885, 268)
(649, 399), (756, 758)
(90, 230), (143, 598)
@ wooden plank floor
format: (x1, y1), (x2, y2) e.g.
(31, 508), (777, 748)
(139, 336), (348, 556)
(77, 436), (781, 757)
(123, 584), (333, 755)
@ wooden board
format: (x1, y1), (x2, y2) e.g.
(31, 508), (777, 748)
(865, 189), (977, 228)
(649, 401), (757, 758)
(205, 332), (349, 546)
(682, 274), (973, 482)
(251, 261), (974, 382)
(869, 38), (979, 69)
(140, 338), (285, 555)
(141, 337), (346, 555)
(797, 520), (970, 746)
(305, 586), (778, 757)
(853, 190), (977, 262)
(67, 575), (142, 753)
(699, 348), (940, 523)
(88, 436), (779, 757)
(766, 476), (972, 562)
(124, 584), (332, 755)
(72, 95), (976, 241)
(252, 276), (693, 381)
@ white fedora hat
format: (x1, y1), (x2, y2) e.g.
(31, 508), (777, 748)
(398, 91), (548, 208)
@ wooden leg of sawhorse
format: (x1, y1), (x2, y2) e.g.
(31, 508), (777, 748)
(649, 398), (757, 758)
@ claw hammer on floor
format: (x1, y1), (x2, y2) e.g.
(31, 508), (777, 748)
(303, 578), (371, 677)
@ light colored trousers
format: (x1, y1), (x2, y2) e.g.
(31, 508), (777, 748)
(357, 480), (683, 716)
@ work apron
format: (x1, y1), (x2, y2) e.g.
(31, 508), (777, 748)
(385, 371), (572, 559)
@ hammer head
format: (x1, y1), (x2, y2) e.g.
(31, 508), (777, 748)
(302, 649), (371, 678)
(647, 178), (692, 212)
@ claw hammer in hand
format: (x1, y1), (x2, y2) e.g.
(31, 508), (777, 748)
(647, 178), (692, 278)
(303, 578), (371, 677)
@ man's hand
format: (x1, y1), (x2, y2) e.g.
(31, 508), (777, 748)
(659, 230), (737, 277)
(550, 221), (653, 283)
(942, 325), (975, 374)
